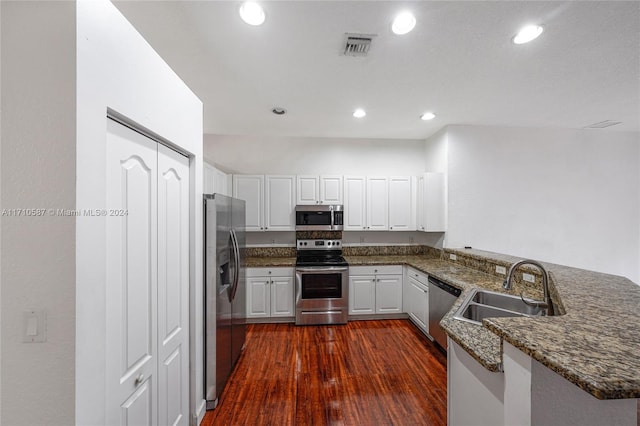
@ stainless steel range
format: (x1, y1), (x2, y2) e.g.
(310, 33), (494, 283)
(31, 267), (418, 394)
(295, 239), (349, 325)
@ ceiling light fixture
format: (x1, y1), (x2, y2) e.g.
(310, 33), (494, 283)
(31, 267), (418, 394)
(512, 24), (543, 44)
(420, 112), (436, 121)
(353, 109), (366, 118)
(392, 11), (416, 35)
(272, 107), (287, 115)
(239, 2), (265, 26)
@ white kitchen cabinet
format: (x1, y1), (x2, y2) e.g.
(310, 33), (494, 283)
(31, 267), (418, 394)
(388, 176), (414, 231)
(349, 265), (403, 315)
(233, 175), (264, 231)
(296, 175), (343, 205)
(233, 175), (295, 231)
(367, 177), (389, 230)
(417, 172), (446, 232)
(406, 267), (429, 333)
(246, 268), (294, 318)
(344, 176), (389, 230)
(344, 176), (367, 230)
(265, 175), (296, 231)
(204, 162), (231, 196)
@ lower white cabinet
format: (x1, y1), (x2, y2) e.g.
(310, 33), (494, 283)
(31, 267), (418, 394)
(246, 267), (294, 318)
(406, 267), (429, 333)
(349, 265), (403, 315)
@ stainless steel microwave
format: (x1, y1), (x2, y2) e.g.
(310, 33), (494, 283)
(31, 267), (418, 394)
(295, 205), (344, 231)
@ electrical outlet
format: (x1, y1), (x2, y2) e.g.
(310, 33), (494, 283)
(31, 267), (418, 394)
(270, 239), (275, 244)
(522, 273), (535, 283)
(449, 253), (457, 261)
(409, 237), (414, 243)
(496, 265), (506, 275)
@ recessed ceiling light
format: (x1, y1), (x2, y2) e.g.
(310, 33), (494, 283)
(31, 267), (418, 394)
(392, 11), (416, 35)
(512, 25), (543, 44)
(239, 2), (265, 26)
(420, 112), (436, 121)
(353, 109), (366, 118)
(272, 107), (287, 115)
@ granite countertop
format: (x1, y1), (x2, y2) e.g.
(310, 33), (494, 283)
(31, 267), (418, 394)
(247, 250), (640, 399)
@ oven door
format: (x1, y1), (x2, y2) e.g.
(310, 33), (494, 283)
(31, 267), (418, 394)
(295, 266), (348, 311)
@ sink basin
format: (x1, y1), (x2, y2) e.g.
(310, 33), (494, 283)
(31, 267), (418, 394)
(454, 289), (545, 325)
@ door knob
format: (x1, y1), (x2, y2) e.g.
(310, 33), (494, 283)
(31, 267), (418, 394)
(134, 374), (144, 387)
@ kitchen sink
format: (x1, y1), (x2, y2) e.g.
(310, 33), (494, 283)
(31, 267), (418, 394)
(454, 289), (545, 325)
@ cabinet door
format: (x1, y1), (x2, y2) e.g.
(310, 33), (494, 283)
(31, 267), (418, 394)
(424, 172), (446, 232)
(106, 120), (158, 425)
(344, 176), (366, 230)
(296, 175), (319, 205)
(247, 277), (270, 318)
(367, 177), (389, 230)
(265, 175), (296, 231)
(270, 276), (294, 317)
(233, 175), (264, 231)
(157, 145), (190, 426)
(408, 277), (429, 331)
(349, 275), (375, 315)
(204, 163), (216, 194)
(213, 168), (229, 196)
(320, 175), (343, 204)
(388, 176), (413, 231)
(375, 274), (403, 313)
(416, 176), (426, 231)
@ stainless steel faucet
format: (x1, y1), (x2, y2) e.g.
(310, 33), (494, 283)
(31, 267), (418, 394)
(503, 259), (555, 316)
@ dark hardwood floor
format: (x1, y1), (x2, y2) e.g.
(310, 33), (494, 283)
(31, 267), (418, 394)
(202, 319), (447, 426)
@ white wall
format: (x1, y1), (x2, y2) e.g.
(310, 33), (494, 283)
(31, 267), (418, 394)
(205, 134), (426, 176)
(76, 1), (203, 424)
(424, 127), (448, 173)
(443, 125), (640, 283)
(1, 2), (77, 425)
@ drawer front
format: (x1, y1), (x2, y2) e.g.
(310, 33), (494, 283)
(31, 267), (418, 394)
(246, 267), (294, 278)
(407, 267), (428, 285)
(349, 265), (403, 276)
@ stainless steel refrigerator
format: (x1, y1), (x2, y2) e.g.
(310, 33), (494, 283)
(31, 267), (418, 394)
(204, 194), (246, 410)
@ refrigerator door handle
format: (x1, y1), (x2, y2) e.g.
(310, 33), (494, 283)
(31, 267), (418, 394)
(229, 229), (241, 301)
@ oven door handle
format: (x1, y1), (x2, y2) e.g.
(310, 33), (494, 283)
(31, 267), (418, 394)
(295, 267), (349, 273)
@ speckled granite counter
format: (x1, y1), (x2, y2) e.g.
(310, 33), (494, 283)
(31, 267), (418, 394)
(347, 250), (640, 400)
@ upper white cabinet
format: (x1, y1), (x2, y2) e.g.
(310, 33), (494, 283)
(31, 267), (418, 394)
(344, 176), (389, 230)
(233, 175), (264, 231)
(344, 176), (367, 230)
(296, 175), (343, 205)
(265, 176), (296, 231)
(204, 162), (230, 196)
(417, 172), (447, 232)
(388, 176), (414, 231)
(233, 175), (296, 231)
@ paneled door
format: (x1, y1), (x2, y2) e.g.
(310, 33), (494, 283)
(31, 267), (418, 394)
(157, 144), (190, 426)
(106, 119), (189, 426)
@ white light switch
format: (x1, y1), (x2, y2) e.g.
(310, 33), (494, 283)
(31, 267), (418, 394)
(496, 265), (507, 275)
(23, 310), (46, 343)
(522, 273), (535, 283)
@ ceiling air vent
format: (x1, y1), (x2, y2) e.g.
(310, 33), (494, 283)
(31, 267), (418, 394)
(584, 120), (622, 129)
(343, 33), (375, 57)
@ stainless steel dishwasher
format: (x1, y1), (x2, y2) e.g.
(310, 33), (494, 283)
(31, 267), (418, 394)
(428, 276), (461, 351)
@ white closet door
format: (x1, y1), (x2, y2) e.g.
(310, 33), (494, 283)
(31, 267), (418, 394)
(157, 144), (190, 426)
(106, 120), (158, 426)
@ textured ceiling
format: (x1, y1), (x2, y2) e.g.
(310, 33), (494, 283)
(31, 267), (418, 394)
(115, 1), (640, 139)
